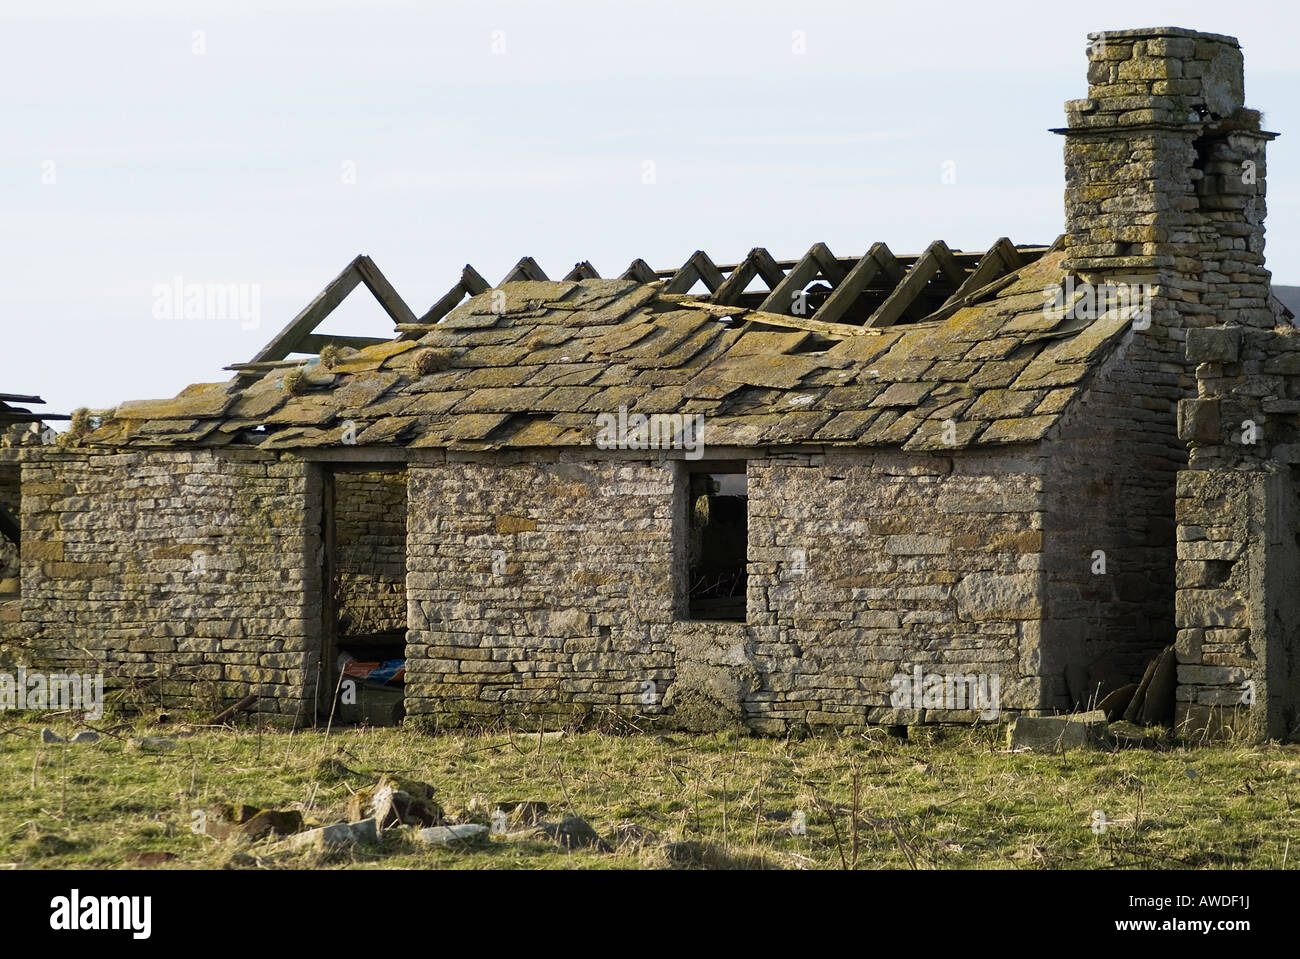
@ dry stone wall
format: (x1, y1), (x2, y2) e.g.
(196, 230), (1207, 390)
(403, 448), (1054, 734)
(332, 469), (407, 636)
(18, 448), (322, 720)
(1175, 325), (1300, 739)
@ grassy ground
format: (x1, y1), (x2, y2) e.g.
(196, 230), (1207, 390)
(1, 715), (1297, 869)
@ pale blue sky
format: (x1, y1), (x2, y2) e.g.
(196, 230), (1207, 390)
(2, 0), (1297, 416)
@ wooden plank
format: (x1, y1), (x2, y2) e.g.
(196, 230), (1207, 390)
(663, 258), (701, 295)
(225, 360), (304, 373)
(298, 334), (390, 353)
(563, 261), (601, 280)
(710, 250), (760, 305)
(690, 251), (726, 293)
(928, 241), (966, 286)
(750, 248), (787, 290)
(417, 281), (470, 326)
(757, 243), (835, 315)
(810, 244), (848, 286)
(500, 256), (549, 283)
(938, 237), (1023, 310)
(620, 259), (659, 283)
(248, 256), (365, 364)
(355, 255), (417, 326)
(812, 242), (891, 326)
(0, 394), (43, 404)
(865, 242), (949, 328)
(461, 264), (491, 296)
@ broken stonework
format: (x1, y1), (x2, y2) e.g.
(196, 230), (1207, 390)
(1008, 712), (1110, 751)
(662, 625), (757, 733)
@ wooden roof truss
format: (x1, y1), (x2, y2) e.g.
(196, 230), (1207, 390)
(230, 239), (1047, 376)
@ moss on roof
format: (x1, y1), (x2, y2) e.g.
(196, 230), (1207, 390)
(80, 248), (1143, 453)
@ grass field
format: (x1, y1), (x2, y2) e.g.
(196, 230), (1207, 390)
(1, 716), (1297, 869)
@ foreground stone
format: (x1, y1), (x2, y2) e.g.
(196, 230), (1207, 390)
(239, 809), (305, 840)
(1007, 712), (1110, 751)
(536, 815), (612, 852)
(129, 736), (178, 753)
(414, 824), (490, 848)
(286, 818), (379, 852)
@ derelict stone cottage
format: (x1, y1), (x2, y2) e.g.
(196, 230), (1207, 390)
(5, 27), (1296, 739)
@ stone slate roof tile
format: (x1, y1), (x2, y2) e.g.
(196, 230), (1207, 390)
(85, 245), (1138, 452)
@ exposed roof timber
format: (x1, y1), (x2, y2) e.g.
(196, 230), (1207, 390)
(710, 248), (774, 306)
(411, 264), (490, 332)
(564, 260), (601, 280)
(620, 258), (658, 283)
(240, 238), (1051, 373)
(245, 255), (416, 371)
(756, 242), (841, 315)
(865, 241), (963, 328)
(814, 242), (895, 326)
(0, 395), (67, 424)
(939, 237), (1023, 310)
(297, 334), (389, 353)
(500, 256), (549, 283)
(664, 250), (726, 295)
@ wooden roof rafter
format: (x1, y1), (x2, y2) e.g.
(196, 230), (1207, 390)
(709, 247), (786, 307)
(756, 242), (847, 316)
(864, 240), (966, 328)
(500, 256), (549, 284)
(237, 255), (417, 378)
(663, 250), (727, 295)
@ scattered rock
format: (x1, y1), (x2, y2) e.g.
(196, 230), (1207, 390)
(1107, 720), (1161, 748)
(221, 851), (263, 870)
(40, 728), (63, 744)
(414, 824), (490, 848)
(1007, 712), (1110, 752)
(129, 736), (178, 753)
(69, 730), (100, 744)
(536, 815), (612, 853)
(348, 776), (442, 830)
(500, 801), (550, 827)
(239, 809), (305, 840)
(286, 818), (379, 852)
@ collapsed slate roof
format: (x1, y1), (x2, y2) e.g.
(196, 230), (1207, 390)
(77, 238), (1146, 453)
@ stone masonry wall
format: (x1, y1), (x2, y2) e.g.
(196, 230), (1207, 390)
(1175, 325), (1300, 740)
(0, 465), (18, 581)
(332, 469), (407, 637)
(20, 449), (323, 720)
(404, 448), (1052, 734)
(1061, 28), (1282, 736)
(1039, 330), (1180, 709)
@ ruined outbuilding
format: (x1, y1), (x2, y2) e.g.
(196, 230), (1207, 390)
(7, 27), (1296, 739)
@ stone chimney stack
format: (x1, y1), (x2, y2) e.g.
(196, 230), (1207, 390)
(1058, 27), (1277, 331)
